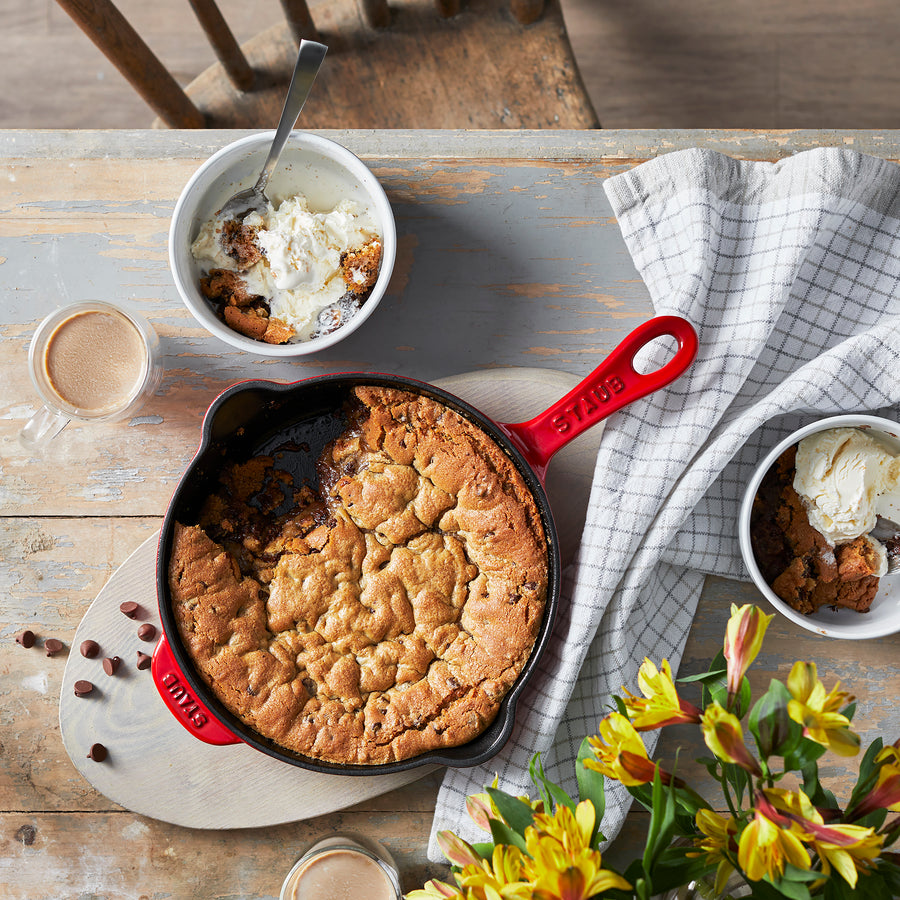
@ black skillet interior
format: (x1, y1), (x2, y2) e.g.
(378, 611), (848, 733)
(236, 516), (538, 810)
(157, 374), (561, 775)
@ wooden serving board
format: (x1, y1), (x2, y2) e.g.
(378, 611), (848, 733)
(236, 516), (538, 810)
(58, 368), (602, 829)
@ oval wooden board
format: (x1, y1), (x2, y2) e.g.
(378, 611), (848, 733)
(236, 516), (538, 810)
(59, 367), (602, 829)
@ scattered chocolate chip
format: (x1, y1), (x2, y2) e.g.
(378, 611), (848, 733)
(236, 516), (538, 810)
(15, 824), (36, 846)
(74, 680), (94, 697)
(119, 601), (140, 619)
(136, 651), (151, 670)
(86, 743), (107, 762)
(102, 656), (121, 676)
(137, 623), (157, 642)
(15, 630), (35, 649)
(44, 638), (64, 657)
(80, 639), (100, 659)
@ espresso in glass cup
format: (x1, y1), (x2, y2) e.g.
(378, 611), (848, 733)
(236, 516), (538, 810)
(280, 835), (402, 900)
(20, 301), (162, 450)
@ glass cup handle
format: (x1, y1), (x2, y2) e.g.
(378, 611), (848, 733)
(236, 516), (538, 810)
(19, 405), (70, 451)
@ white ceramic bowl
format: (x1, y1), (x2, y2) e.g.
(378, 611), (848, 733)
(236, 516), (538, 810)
(738, 414), (900, 639)
(169, 132), (396, 357)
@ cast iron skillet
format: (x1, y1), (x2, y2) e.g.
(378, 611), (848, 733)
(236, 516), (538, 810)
(152, 315), (698, 775)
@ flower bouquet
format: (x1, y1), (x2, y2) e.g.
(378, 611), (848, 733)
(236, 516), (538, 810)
(411, 605), (900, 900)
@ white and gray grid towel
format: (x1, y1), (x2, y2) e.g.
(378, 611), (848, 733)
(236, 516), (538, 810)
(429, 147), (900, 859)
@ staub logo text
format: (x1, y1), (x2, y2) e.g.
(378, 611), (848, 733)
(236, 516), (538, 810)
(161, 672), (209, 728)
(551, 375), (626, 433)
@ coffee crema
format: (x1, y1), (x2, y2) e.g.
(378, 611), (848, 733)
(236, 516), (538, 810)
(43, 309), (147, 414)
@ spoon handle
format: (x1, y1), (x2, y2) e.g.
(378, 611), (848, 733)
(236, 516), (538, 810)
(254, 39), (328, 193)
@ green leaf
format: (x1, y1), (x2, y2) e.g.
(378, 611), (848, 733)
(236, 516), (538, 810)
(639, 842), (715, 894)
(768, 873), (812, 900)
(642, 769), (681, 880)
(575, 736), (606, 844)
(820, 864), (900, 900)
(678, 666), (727, 684)
(528, 752), (553, 811)
(470, 841), (494, 861)
(731, 675), (754, 719)
(783, 736), (827, 771)
(749, 678), (802, 759)
(781, 863), (824, 883)
(488, 817), (526, 853)
(846, 738), (885, 813)
(486, 787), (536, 839)
(627, 782), (655, 813)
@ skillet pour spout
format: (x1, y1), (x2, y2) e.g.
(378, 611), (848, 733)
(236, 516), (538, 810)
(153, 315), (698, 774)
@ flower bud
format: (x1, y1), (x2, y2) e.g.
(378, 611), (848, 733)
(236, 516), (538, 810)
(724, 604), (773, 698)
(701, 702), (763, 776)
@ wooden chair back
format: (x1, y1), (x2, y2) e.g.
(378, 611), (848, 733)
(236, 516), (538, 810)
(53, 0), (600, 130)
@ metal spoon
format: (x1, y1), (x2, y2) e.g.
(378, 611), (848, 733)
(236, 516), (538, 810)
(871, 515), (900, 574)
(219, 39), (328, 223)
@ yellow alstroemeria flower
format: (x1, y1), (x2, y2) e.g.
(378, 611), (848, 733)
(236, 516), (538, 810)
(456, 843), (533, 900)
(804, 822), (883, 888)
(692, 808), (739, 896)
(701, 702), (763, 775)
(759, 787), (882, 888)
(848, 745), (900, 819)
(724, 603), (773, 697)
(787, 661), (860, 757)
(523, 801), (631, 900)
(622, 658), (702, 731)
(406, 879), (465, 900)
(737, 797), (811, 882)
(436, 830), (483, 868)
(585, 712), (666, 786)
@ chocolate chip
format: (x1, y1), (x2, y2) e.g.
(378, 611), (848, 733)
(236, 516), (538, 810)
(119, 601), (140, 619)
(44, 638), (64, 657)
(136, 651), (151, 670)
(102, 656), (121, 676)
(15, 630), (35, 649)
(86, 743), (107, 762)
(80, 639), (100, 659)
(137, 623), (157, 642)
(15, 824), (36, 846)
(74, 680), (94, 697)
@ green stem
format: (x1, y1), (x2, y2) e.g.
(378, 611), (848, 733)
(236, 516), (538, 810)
(718, 765), (740, 820)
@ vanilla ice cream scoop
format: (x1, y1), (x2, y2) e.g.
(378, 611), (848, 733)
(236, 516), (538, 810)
(190, 191), (380, 341)
(794, 427), (900, 546)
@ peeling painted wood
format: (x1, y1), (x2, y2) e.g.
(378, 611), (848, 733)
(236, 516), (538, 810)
(3, 129), (900, 162)
(3, 131), (899, 898)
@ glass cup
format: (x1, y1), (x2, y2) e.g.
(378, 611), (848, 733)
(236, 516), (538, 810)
(20, 300), (163, 451)
(280, 834), (402, 900)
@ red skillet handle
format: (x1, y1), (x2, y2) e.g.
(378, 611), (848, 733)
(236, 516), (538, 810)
(501, 315), (698, 481)
(151, 633), (242, 746)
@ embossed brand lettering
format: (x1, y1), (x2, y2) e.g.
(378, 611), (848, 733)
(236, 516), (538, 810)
(551, 376), (627, 434)
(161, 673), (208, 728)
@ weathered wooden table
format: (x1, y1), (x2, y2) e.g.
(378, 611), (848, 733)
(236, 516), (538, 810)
(2, 129), (899, 899)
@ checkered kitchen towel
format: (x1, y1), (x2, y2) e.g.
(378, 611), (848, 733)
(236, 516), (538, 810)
(430, 147), (900, 859)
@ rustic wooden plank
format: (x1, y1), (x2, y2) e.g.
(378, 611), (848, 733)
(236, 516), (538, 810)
(4, 517), (899, 889)
(0, 809), (447, 898)
(3, 128), (900, 161)
(4, 130), (900, 900)
(1, 517), (161, 813)
(0, 151), (654, 515)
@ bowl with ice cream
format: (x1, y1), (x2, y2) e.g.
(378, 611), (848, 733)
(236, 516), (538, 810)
(739, 414), (900, 639)
(169, 132), (396, 357)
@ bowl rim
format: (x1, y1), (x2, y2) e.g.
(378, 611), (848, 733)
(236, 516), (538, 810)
(738, 412), (900, 639)
(168, 130), (397, 358)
